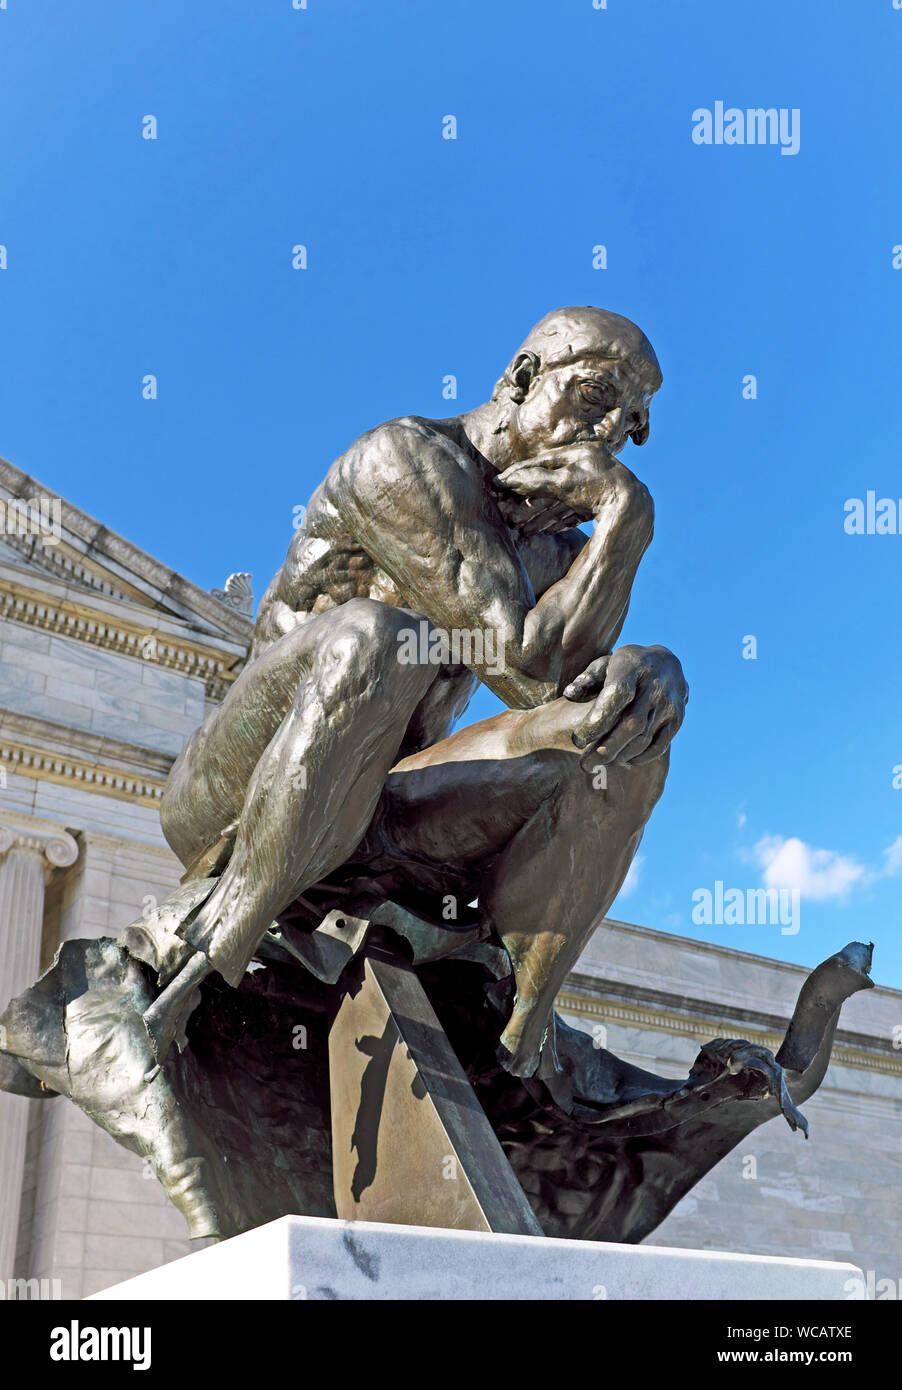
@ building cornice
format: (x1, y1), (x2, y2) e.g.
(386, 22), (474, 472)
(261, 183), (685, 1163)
(0, 709), (174, 777)
(0, 455), (255, 646)
(0, 570), (244, 699)
(0, 529), (145, 606)
(0, 710), (174, 808)
(557, 986), (902, 1080)
(598, 914), (897, 987)
(0, 736), (168, 808)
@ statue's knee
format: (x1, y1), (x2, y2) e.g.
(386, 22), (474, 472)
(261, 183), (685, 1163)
(331, 598), (419, 656)
(606, 750), (670, 811)
(559, 745), (670, 812)
(318, 599), (433, 702)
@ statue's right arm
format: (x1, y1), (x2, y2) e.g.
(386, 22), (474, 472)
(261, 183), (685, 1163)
(326, 420), (651, 709)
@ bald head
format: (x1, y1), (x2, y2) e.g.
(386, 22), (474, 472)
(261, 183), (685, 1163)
(507, 307), (662, 395)
(481, 306), (661, 461)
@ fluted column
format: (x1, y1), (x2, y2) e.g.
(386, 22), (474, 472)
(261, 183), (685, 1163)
(0, 815), (78, 1282)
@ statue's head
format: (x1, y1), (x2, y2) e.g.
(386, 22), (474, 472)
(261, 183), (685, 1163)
(492, 307), (662, 461)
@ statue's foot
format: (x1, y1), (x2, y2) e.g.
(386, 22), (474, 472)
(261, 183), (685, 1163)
(497, 1000), (557, 1079)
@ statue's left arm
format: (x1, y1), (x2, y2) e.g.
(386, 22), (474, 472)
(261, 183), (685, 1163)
(496, 444), (689, 766)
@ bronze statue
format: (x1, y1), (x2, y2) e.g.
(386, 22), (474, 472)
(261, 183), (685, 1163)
(0, 308), (874, 1248)
(152, 305), (682, 1076)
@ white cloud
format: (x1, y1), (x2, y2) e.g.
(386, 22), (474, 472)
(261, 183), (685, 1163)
(619, 853), (644, 898)
(883, 836), (902, 877)
(752, 835), (867, 902)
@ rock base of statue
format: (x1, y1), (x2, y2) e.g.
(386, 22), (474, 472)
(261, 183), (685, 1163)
(88, 1215), (864, 1302)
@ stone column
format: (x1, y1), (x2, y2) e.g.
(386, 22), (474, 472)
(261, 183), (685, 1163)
(0, 814), (78, 1282)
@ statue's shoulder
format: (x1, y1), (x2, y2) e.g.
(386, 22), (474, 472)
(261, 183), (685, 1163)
(355, 414), (449, 456)
(327, 415), (461, 507)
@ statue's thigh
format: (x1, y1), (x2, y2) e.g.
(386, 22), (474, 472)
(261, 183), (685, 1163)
(161, 608), (360, 858)
(380, 747), (573, 875)
(162, 601), (433, 866)
(380, 734), (668, 886)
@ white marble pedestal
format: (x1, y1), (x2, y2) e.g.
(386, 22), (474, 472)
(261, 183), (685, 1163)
(88, 1215), (864, 1301)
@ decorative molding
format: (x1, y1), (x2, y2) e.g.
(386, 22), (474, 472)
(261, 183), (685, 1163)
(0, 530), (133, 604)
(0, 812), (79, 870)
(0, 737), (168, 808)
(566, 968), (817, 1038)
(556, 989), (902, 1080)
(0, 456), (255, 646)
(599, 914), (855, 981)
(210, 572), (254, 618)
(0, 708), (174, 780)
(0, 575), (242, 698)
(567, 969), (894, 1062)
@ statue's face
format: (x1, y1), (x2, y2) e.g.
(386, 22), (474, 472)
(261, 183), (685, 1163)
(507, 354), (657, 462)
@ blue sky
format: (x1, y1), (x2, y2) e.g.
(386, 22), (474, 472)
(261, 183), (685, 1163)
(1, 0), (901, 984)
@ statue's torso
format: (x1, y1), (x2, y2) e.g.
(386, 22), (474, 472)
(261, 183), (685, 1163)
(250, 421), (483, 752)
